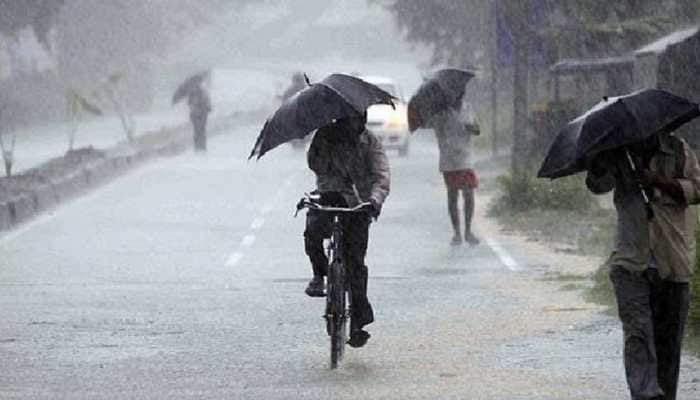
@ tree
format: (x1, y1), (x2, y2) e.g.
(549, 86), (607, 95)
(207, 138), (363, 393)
(65, 88), (102, 152)
(379, 0), (700, 172)
(92, 73), (136, 143)
(0, 0), (64, 48)
(0, 103), (16, 176)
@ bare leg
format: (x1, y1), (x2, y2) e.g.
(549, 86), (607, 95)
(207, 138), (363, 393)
(463, 187), (479, 245)
(446, 185), (461, 244)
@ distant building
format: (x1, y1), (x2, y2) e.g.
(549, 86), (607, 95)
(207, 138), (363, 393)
(549, 56), (636, 110)
(634, 26), (700, 146)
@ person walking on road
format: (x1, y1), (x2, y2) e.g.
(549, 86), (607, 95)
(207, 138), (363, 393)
(303, 112), (390, 348)
(586, 133), (700, 400)
(427, 99), (481, 246)
(188, 84), (212, 152)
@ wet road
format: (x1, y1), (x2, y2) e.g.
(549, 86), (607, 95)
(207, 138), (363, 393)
(1, 120), (699, 399)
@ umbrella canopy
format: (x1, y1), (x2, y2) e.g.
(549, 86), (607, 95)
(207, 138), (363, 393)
(249, 73), (395, 159)
(407, 68), (475, 132)
(538, 89), (700, 179)
(172, 71), (210, 105)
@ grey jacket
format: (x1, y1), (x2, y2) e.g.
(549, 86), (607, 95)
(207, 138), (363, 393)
(307, 127), (390, 212)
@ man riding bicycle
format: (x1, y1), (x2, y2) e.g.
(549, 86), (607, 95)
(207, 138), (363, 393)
(304, 111), (390, 348)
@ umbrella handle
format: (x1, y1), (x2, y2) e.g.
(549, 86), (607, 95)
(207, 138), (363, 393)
(625, 149), (654, 220)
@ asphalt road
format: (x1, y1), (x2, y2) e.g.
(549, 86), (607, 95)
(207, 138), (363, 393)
(1, 121), (699, 399)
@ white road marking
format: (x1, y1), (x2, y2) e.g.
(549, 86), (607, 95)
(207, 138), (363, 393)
(226, 169), (301, 267)
(261, 203), (275, 215)
(251, 218), (265, 230)
(485, 238), (521, 271)
(225, 252), (243, 267)
(241, 234), (256, 247)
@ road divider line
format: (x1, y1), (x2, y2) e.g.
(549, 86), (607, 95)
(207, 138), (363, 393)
(241, 234), (256, 247)
(226, 252), (243, 267)
(485, 238), (521, 271)
(226, 170), (301, 268)
(251, 218), (265, 230)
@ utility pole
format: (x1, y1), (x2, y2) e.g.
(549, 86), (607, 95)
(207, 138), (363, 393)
(489, 0), (499, 156)
(508, 0), (531, 175)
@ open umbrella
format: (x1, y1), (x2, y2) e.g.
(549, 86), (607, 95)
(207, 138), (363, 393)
(407, 68), (475, 132)
(249, 73), (395, 159)
(172, 71), (210, 105)
(537, 89), (700, 179)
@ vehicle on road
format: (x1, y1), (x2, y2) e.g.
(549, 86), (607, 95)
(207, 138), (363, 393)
(295, 193), (372, 369)
(361, 76), (411, 156)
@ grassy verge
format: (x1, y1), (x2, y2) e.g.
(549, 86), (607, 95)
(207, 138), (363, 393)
(490, 168), (700, 353)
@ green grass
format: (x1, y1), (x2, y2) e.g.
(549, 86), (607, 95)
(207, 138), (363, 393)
(489, 165), (700, 355)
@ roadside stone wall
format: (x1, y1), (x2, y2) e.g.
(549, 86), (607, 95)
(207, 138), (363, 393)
(0, 110), (259, 232)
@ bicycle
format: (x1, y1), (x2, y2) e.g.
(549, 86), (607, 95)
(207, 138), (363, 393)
(295, 193), (372, 369)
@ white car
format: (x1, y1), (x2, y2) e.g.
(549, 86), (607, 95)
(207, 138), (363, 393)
(361, 76), (411, 156)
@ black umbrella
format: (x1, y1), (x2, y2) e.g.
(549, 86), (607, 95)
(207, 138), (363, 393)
(407, 68), (475, 132)
(172, 71), (210, 105)
(249, 73), (395, 159)
(538, 89), (700, 179)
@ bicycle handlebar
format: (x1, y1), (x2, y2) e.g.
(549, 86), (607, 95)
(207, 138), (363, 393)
(294, 196), (372, 217)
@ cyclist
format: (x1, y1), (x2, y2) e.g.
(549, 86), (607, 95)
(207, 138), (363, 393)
(304, 111), (390, 348)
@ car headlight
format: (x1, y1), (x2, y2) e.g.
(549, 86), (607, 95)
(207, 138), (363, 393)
(386, 110), (407, 129)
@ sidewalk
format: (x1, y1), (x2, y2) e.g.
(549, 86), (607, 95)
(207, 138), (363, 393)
(10, 107), (192, 174)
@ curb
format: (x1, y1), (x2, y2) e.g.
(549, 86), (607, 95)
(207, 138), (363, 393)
(34, 183), (58, 212)
(0, 110), (257, 233)
(52, 170), (89, 203)
(0, 202), (11, 231)
(9, 194), (35, 225)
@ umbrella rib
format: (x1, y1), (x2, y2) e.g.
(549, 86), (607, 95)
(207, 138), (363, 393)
(316, 83), (365, 114)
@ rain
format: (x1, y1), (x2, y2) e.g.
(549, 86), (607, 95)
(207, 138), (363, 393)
(2, 1), (700, 398)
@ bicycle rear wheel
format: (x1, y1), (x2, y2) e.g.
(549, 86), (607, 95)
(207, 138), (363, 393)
(327, 260), (347, 369)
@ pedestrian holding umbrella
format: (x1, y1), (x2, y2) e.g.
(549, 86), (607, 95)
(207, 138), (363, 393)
(173, 70), (212, 151)
(539, 88), (700, 400)
(407, 68), (481, 245)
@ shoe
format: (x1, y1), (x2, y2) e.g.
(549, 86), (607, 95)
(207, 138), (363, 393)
(304, 276), (325, 297)
(450, 235), (462, 246)
(465, 233), (480, 246)
(347, 329), (371, 348)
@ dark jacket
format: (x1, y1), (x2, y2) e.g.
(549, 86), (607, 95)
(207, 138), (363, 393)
(585, 135), (700, 282)
(188, 87), (211, 116)
(307, 126), (390, 213)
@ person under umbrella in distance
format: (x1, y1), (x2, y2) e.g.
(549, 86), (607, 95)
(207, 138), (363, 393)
(409, 68), (480, 246)
(173, 71), (212, 152)
(539, 89), (700, 400)
(249, 73), (394, 348)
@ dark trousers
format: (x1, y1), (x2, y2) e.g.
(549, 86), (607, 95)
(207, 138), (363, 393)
(191, 113), (208, 151)
(610, 265), (689, 400)
(304, 209), (374, 329)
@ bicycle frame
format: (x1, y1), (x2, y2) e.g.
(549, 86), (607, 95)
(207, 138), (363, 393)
(296, 195), (371, 369)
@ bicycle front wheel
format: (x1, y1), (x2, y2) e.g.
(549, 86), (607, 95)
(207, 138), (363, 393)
(327, 260), (347, 369)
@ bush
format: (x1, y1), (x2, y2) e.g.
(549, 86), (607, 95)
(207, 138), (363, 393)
(490, 167), (598, 215)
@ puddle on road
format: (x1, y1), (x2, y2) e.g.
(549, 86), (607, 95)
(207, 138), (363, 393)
(417, 268), (470, 276)
(272, 276), (409, 283)
(542, 305), (593, 313)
